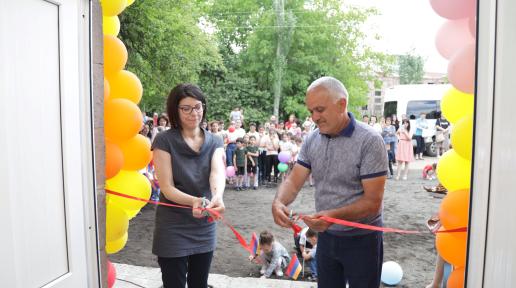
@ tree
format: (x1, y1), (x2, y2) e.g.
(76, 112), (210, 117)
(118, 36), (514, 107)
(398, 52), (425, 84)
(119, 0), (222, 113)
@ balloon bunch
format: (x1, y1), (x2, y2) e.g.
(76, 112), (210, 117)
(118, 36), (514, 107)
(277, 151), (290, 173)
(430, 0), (476, 287)
(102, 1), (150, 287)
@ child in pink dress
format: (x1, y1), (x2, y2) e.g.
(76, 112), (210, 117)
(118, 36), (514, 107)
(395, 119), (414, 180)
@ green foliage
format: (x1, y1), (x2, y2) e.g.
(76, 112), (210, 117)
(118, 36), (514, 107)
(398, 52), (425, 84)
(119, 0), (393, 123)
(119, 0), (222, 113)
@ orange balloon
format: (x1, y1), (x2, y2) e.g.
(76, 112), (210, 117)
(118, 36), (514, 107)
(436, 230), (467, 267)
(119, 134), (152, 170)
(106, 141), (124, 179)
(447, 267), (465, 288)
(108, 70), (143, 104)
(439, 189), (470, 230)
(104, 78), (111, 102)
(104, 35), (127, 77)
(104, 98), (143, 142)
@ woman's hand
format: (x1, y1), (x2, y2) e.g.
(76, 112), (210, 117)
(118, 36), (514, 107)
(192, 197), (204, 218)
(206, 195), (225, 220)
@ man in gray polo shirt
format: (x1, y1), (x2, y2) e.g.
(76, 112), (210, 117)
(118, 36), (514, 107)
(272, 76), (387, 288)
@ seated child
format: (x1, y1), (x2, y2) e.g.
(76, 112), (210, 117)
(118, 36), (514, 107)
(301, 229), (318, 280)
(422, 163), (437, 180)
(249, 230), (290, 278)
(294, 226), (313, 255)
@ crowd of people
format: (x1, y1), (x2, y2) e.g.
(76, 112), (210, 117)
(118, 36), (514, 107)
(140, 109), (317, 190)
(361, 112), (451, 180)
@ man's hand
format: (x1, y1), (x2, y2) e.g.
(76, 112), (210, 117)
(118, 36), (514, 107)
(302, 212), (332, 232)
(272, 199), (293, 228)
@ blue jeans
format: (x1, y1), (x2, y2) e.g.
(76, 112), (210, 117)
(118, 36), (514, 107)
(317, 231), (383, 288)
(310, 248), (318, 277)
(226, 143), (236, 166)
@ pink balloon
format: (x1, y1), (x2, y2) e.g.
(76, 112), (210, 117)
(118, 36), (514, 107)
(448, 43), (476, 94)
(430, 0), (476, 20)
(226, 166), (235, 177)
(435, 19), (474, 60)
(468, 16), (476, 39)
(107, 260), (116, 288)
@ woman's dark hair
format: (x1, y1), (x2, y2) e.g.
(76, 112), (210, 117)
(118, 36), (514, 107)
(158, 115), (169, 126)
(166, 83), (207, 129)
(402, 119), (411, 132)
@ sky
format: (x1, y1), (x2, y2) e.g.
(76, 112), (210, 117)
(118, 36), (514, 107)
(345, 0), (449, 73)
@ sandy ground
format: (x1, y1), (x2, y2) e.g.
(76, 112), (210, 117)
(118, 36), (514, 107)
(111, 160), (443, 287)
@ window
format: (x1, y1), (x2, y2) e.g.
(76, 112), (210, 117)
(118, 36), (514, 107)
(374, 98), (382, 103)
(406, 100), (440, 119)
(375, 90), (382, 96)
(383, 101), (397, 118)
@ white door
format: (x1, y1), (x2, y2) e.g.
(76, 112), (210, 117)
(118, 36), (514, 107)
(0, 0), (97, 287)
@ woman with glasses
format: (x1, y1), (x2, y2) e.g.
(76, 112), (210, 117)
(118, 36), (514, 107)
(151, 83), (226, 288)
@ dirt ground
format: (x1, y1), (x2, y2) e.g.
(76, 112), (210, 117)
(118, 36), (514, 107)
(111, 165), (443, 287)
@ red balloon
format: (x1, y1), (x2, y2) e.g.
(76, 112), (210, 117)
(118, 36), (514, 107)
(107, 260), (116, 288)
(435, 19), (474, 60)
(430, 0), (476, 20)
(228, 127), (235, 133)
(448, 43), (476, 94)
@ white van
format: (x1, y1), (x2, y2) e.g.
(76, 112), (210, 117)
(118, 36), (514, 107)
(383, 84), (451, 157)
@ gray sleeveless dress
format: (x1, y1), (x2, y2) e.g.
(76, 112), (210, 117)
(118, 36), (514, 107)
(151, 128), (223, 258)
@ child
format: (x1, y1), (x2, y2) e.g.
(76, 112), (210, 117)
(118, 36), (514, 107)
(423, 163), (437, 180)
(301, 230), (318, 281)
(233, 138), (247, 190)
(246, 136), (260, 190)
(279, 133), (294, 181)
(249, 231), (290, 278)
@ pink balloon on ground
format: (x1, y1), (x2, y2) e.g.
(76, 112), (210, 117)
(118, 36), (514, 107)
(226, 166), (235, 177)
(448, 43), (476, 94)
(435, 19), (474, 60)
(430, 0), (476, 20)
(107, 260), (116, 288)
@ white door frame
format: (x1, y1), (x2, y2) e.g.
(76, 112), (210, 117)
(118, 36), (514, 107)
(468, 0), (516, 285)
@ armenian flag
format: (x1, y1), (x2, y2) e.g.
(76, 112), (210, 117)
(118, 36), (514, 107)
(249, 232), (260, 256)
(285, 254), (302, 280)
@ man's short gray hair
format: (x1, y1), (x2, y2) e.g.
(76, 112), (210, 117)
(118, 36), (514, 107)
(307, 76), (349, 100)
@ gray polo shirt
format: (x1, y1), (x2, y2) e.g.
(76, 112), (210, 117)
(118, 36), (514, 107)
(297, 113), (387, 236)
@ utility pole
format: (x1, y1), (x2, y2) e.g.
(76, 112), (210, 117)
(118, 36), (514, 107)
(272, 0), (294, 119)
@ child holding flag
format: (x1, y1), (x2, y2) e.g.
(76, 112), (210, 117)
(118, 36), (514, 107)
(249, 230), (290, 278)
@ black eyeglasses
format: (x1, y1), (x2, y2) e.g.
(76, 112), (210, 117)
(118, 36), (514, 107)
(178, 103), (205, 114)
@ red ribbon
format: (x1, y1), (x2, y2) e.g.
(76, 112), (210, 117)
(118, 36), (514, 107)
(106, 190), (467, 256)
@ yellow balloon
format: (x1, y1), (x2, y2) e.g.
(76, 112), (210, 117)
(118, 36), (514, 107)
(106, 170), (151, 211)
(104, 35), (127, 77)
(108, 70), (143, 104)
(126, 0), (135, 6)
(106, 232), (128, 254)
(103, 16), (120, 36)
(451, 115), (474, 160)
(106, 203), (129, 242)
(437, 149), (472, 191)
(441, 88), (474, 124)
(101, 0), (127, 17)
(126, 208), (141, 219)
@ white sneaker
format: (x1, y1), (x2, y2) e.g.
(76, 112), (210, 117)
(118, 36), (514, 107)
(275, 268), (283, 277)
(260, 268), (265, 275)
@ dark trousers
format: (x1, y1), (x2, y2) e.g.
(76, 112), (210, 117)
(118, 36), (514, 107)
(226, 143), (236, 166)
(265, 154), (279, 182)
(317, 231), (383, 288)
(415, 135), (425, 155)
(258, 150), (267, 183)
(158, 251), (214, 288)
